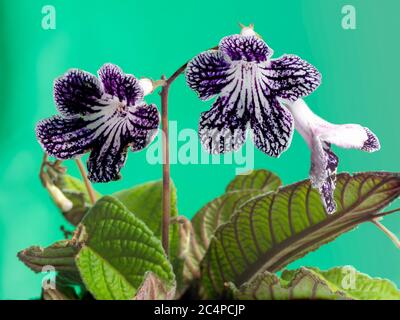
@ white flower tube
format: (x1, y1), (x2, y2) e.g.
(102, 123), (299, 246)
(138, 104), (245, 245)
(283, 98), (380, 213)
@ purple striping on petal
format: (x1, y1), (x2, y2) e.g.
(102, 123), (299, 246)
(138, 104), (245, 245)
(250, 97), (294, 157)
(36, 116), (95, 159)
(98, 64), (144, 106)
(129, 103), (160, 131)
(54, 69), (103, 117)
(87, 138), (128, 183)
(199, 95), (249, 154)
(86, 104), (159, 182)
(317, 146), (339, 213)
(320, 176), (337, 214)
(185, 51), (233, 100)
(262, 55), (321, 101)
(219, 35), (272, 62)
(361, 127), (381, 152)
(324, 145), (339, 174)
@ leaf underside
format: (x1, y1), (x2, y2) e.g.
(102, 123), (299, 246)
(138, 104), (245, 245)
(200, 172), (400, 298)
(187, 170), (282, 279)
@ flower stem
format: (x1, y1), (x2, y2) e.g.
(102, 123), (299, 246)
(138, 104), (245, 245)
(75, 158), (96, 205)
(159, 46), (218, 256)
(372, 217), (400, 249)
(160, 75), (171, 256)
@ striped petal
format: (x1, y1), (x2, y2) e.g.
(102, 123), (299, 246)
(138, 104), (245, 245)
(199, 95), (249, 154)
(98, 63), (144, 106)
(261, 55), (321, 101)
(310, 138), (340, 213)
(54, 69), (104, 117)
(219, 35), (273, 62)
(227, 59), (294, 157)
(250, 98), (294, 157)
(85, 102), (159, 182)
(129, 103), (160, 151)
(185, 50), (233, 100)
(36, 116), (95, 159)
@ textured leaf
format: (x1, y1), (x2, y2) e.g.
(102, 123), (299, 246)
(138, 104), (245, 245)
(308, 267), (400, 300)
(230, 267), (348, 300)
(75, 196), (175, 300)
(226, 169), (282, 192)
(189, 170), (282, 275)
(134, 272), (176, 300)
(201, 172), (400, 298)
(113, 180), (181, 293)
(17, 240), (79, 273)
(231, 266), (400, 300)
(113, 180), (178, 245)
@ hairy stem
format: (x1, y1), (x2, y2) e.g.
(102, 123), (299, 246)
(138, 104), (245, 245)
(75, 158), (96, 205)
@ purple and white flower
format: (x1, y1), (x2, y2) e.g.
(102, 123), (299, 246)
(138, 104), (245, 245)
(185, 24), (321, 156)
(36, 64), (159, 182)
(284, 98), (380, 213)
(186, 25), (380, 213)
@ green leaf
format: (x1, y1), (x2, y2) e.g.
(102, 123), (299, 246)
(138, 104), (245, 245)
(200, 172), (400, 298)
(75, 196), (175, 300)
(113, 180), (181, 293)
(113, 180), (178, 240)
(308, 266), (400, 300)
(191, 169), (282, 263)
(182, 169), (282, 291)
(231, 266), (400, 300)
(225, 169), (282, 192)
(230, 267), (347, 300)
(17, 240), (79, 273)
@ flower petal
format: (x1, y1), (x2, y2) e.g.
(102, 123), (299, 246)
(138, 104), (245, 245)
(309, 138), (339, 213)
(98, 63), (144, 106)
(36, 116), (95, 159)
(87, 138), (128, 183)
(185, 50), (233, 100)
(128, 103), (160, 151)
(219, 35), (273, 62)
(250, 98), (294, 157)
(54, 69), (103, 117)
(361, 128), (380, 152)
(262, 55), (321, 101)
(199, 95), (249, 154)
(320, 124), (380, 152)
(284, 99), (381, 214)
(86, 103), (159, 182)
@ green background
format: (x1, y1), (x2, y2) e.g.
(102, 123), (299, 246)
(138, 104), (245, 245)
(0, 0), (399, 299)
